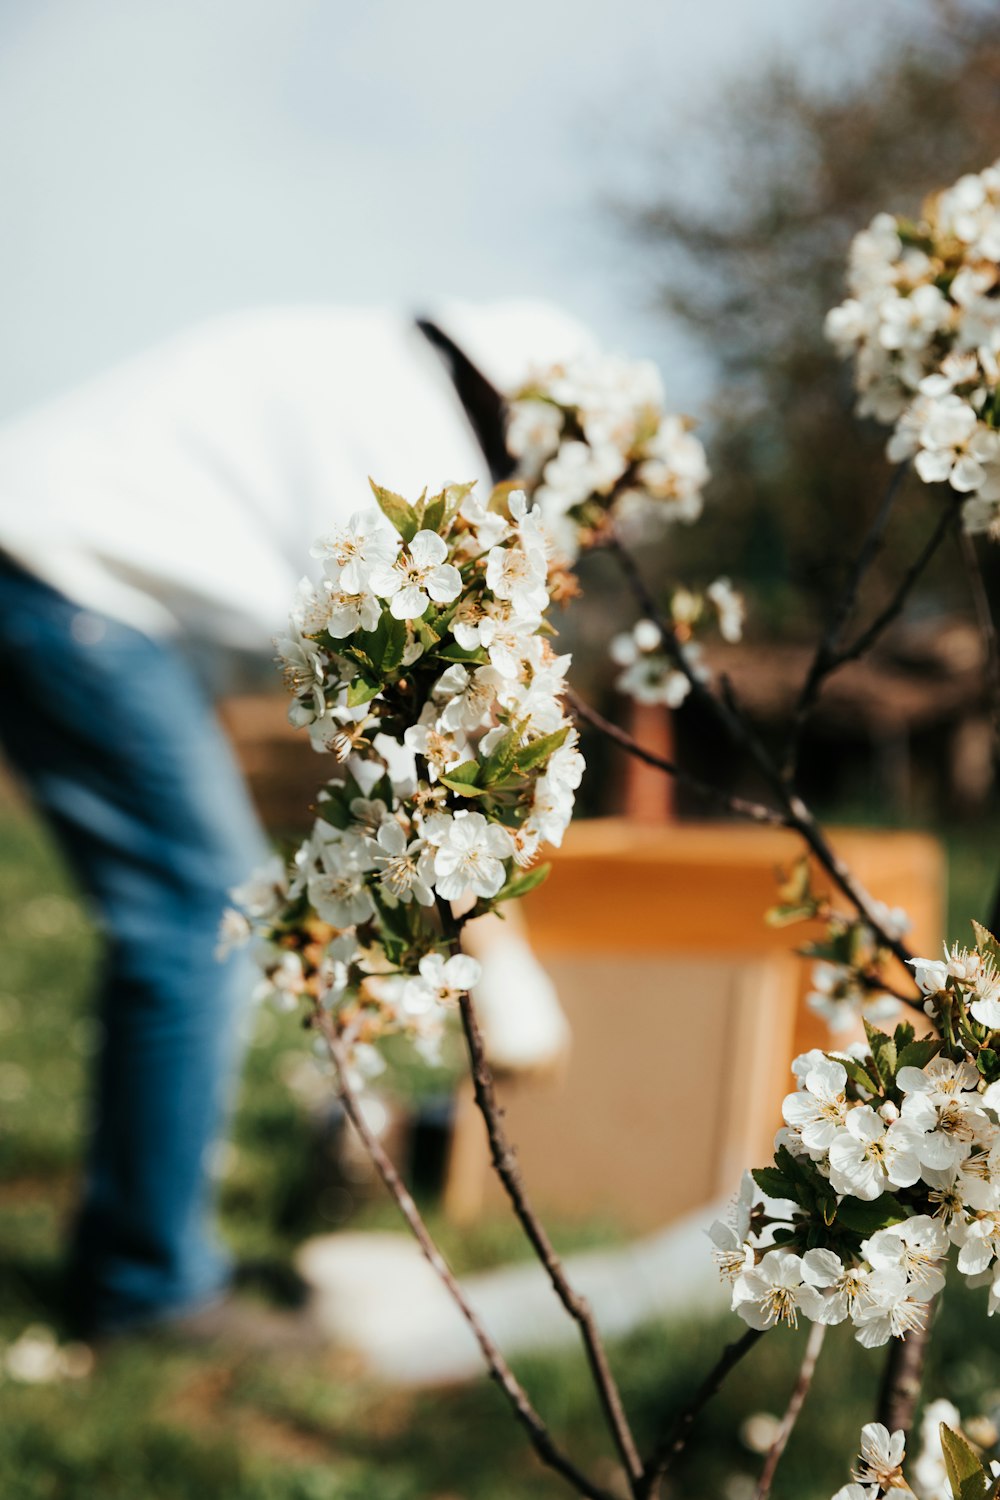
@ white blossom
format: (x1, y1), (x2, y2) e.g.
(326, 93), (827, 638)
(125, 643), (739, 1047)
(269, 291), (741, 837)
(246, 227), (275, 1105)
(861, 1217), (949, 1299)
(369, 529), (463, 620)
(309, 509), (399, 592)
(732, 1249), (828, 1330)
(782, 1055), (850, 1152)
(370, 819), (435, 906)
(828, 1107), (924, 1200)
(706, 576), (744, 643)
(853, 1424), (907, 1490)
(432, 812), (515, 901)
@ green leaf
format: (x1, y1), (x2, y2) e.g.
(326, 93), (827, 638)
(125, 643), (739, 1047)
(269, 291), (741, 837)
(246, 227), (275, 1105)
(439, 760), (486, 799)
(367, 772), (394, 809)
(751, 1166), (799, 1203)
(421, 489), (447, 534)
(893, 1020), (916, 1052)
(435, 640), (488, 663)
(514, 726), (569, 774)
(863, 1021), (896, 1090)
(479, 729), (519, 787)
(488, 479), (520, 515)
(442, 759), (479, 785)
(346, 675), (380, 707)
(495, 862), (552, 904)
(369, 479), (419, 542)
(896, 1039), (943, 1073)
(415, 617), (442, 650)
(766, 901), (820, 928)
(972, 920), (1000, 963)
(835, 1194), (908, 1236)
(941, 1423), (994, 1500)
(977, 1048), (1000, 1080)
(835, 1054), (881, 1097)
(370, 887), (414, 944)
(315, 789), (350, 828)
(380, 613), (408, 672)
(352, 610), (408, 675)
(773, 1146), (837, 1219)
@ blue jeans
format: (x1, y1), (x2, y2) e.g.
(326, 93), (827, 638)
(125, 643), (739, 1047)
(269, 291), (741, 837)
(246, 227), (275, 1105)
(0, 558), (266, 1332)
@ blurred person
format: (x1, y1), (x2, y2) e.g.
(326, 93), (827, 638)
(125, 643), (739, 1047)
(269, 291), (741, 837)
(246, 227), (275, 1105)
(0, 301), (591, 1338)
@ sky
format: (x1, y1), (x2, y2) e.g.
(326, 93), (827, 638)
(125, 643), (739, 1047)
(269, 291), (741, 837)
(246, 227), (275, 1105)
(0, 0), (938, 419)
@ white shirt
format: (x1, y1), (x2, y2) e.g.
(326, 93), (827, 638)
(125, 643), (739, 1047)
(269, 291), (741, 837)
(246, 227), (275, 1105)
(0, 301), (593, 648)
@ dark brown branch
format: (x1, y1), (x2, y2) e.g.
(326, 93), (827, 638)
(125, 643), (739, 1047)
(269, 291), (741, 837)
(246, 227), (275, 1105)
(312, 1009), (616, 1500)
(606, 529), (925, 1001)
(784, 463), (908, 777)
(834, 494), (963, 668)
(443, 902), (643, 1491)
(876, 1315), (933, 1442)
(566, 687), (788, 828)
(752, 1321), (826, 1500)
(638, 1327), (765, 1498)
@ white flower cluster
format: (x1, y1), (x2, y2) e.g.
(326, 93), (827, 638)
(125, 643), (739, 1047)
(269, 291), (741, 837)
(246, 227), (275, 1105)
(826, 159), (1000, 535)
(225, 480), (584, 1080)
(804, 904), (912, 1035)
(506, 352), (710, 565)
(767, 861), (911, 1036)
(610, 619), (695, 709)
(608, 580), (744, 709)
(718, 979), (1000, 1345)
(829, 1409), (999, 1500)
(912, 939), (1000, 1028)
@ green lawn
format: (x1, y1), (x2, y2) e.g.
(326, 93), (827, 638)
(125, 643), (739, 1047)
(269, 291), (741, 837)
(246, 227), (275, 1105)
(2, 790), (1000, 1500)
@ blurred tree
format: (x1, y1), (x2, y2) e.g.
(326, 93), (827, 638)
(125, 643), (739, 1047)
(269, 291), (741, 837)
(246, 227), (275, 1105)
(623, 0), (1000, 639)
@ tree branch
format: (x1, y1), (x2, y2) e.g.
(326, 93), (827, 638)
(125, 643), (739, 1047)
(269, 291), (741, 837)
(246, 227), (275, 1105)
(438, 897), (643, 1491)
(312, 1007), (617, 1500)
(606, 529), (925, 1001)
(876, 1315), (934, 1443)
(752, 1321), (826, 1500)
(638, 1327), (765, 1498)
(566, 687), (788, 828)
(834, 494), (963, 669)
(784, 463), (908, 777)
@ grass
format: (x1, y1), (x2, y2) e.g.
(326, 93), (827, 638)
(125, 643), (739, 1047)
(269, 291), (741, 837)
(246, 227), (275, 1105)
(3, 788), (1000, 1499)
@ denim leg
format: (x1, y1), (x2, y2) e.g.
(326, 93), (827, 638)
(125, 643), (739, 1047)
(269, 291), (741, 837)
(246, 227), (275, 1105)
(0, 562), (267, 1331)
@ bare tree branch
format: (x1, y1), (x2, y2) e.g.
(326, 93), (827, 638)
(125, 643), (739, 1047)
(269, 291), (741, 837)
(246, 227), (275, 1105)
(876, 1315), (934, 1443)
(752, 1322), (826, 1500)
(834, 494), (963, 669)
(437, 897), (644, 1491)
(638, 1327), (766, 1498)
(784, 463), (908, 777)
(312, 1007), (617, 1500)
(605, 529), (925, 999)
(566, 687), (788, 828)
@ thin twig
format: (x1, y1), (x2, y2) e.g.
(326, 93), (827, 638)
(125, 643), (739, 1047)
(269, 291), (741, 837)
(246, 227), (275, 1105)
(606, 529), (924, 999)
(876, 1315), (934, 1443)
(566, 687), (788, 828)
(638, 1327), (765, 1498)
(834, 495), (963, 668)
(752, 1322), (826, 1500)
(312, 1008), (616, 1500)
(784, 463), (908, 778)
(439, 897), (643, 1491)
